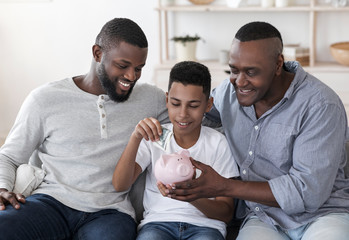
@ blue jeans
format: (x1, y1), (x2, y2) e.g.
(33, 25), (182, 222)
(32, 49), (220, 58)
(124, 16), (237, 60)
(0, 194), (137, 240)
(137, 222), (224, 240)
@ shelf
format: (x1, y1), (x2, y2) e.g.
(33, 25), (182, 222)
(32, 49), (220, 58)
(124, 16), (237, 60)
(155, 60), (227, 70)
(313, 6), (349, 11)
(156, 1), (349, 71)
(156, 5), (349, 12)
(304, 62), (349, 72)
(154, 2), (349, 118)
(155, 60), (349, 73)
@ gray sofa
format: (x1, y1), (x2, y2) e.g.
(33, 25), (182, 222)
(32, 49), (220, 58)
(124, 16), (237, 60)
(12, 140), (349, 239)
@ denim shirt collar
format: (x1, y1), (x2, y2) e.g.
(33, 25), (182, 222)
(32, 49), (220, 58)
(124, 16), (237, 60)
(283, 61), (307, 101)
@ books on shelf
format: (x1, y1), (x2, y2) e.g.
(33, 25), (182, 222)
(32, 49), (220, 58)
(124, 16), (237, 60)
(283, 44), (310, 66)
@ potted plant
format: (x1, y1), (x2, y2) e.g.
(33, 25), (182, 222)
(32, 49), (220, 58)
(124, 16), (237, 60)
(171, 34), (201, 61)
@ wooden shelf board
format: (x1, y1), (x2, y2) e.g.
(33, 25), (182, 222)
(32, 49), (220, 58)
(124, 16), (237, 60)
(156, 5), (310, 12)
(156, 5), (349, 12)
(305, 62), (349, 72)
(155, 60), (349, 73)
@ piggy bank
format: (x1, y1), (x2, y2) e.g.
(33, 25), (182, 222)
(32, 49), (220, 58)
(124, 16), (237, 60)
(154, 149), (194, 185)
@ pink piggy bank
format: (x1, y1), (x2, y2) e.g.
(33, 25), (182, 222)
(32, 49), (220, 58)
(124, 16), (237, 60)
(154, 149), (194, 185)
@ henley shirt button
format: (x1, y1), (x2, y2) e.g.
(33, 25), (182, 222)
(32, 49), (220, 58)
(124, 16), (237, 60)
(249, 151), (253, 156)
(254, 125), (259, 130)
(102, 114), (105, 118)
(242, 169), (246, 175)
(99, 105), (103, 108)
(101, 96), (104, 100)
(255, 207), (260, 211)
(102, 125), (105, 129)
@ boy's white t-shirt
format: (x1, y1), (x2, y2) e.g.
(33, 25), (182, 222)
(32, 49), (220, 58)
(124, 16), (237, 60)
(135, 123), (240, 237)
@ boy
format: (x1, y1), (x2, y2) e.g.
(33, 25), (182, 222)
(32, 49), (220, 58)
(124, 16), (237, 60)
(113, 61), (239, 239)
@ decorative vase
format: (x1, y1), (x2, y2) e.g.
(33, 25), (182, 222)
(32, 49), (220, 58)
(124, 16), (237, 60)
(219, 50), (230, 65)
(175, 41), (198, 62)
(226, 0), (243, 7)
(161, 0), (175, 6)
(275, 0), (288, 7)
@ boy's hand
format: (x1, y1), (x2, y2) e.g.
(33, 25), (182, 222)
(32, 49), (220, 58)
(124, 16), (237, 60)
(156, 181), (173, 197)
(133, 117), (162, 142)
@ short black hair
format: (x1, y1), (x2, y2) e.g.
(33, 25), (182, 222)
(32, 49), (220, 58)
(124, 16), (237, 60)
(168, 61), (211, 100)
(95, 18), (148, 51)
(235, 21), (283, 48)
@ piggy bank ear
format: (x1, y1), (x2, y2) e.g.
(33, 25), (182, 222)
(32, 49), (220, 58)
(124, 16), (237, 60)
(160, 154), (170, 168)
(178, 149), (190, 158)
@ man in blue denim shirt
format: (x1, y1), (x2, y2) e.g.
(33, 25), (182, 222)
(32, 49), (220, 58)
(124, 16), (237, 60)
(168, 22), (349, 239)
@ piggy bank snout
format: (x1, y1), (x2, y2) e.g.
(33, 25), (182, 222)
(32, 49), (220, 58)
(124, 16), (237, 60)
(177, 164), (192, 177)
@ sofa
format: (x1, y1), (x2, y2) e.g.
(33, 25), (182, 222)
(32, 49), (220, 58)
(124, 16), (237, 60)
(12, 140), (349, 240)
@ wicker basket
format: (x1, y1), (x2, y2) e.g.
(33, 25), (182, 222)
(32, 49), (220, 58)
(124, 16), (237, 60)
(188, 0), (215, 5)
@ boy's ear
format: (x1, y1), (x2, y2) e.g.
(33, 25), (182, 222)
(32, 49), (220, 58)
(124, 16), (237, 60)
(205, 97), (213, 113)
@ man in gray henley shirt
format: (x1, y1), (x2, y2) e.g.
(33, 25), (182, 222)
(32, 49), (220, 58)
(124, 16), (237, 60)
(0, 18), (169, 239)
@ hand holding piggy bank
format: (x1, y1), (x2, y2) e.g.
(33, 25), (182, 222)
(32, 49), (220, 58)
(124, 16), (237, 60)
(154, 149), (194, 185)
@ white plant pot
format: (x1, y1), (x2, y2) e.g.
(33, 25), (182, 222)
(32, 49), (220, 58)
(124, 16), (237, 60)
(175, 41), (197, 62)
(226, 0), (243, 8)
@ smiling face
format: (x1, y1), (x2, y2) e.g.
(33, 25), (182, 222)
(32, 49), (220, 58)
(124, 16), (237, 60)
(96, 41), (148, 102)
(166, 82), (212, 146)
(229, 38), (283, 108)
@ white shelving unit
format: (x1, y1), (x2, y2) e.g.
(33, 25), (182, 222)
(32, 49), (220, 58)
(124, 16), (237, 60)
(153, 0), (349, 118)
(155, 0), (349, 71)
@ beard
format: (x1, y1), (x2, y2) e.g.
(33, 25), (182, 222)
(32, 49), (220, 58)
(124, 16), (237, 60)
(97, 63), (135, 103)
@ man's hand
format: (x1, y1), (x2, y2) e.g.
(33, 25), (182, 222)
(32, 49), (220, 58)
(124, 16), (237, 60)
(167, 158), (229, 202)
(0, 188), (26, 210)
(132, 117), (162, 142)
(156, 162), (197, 197)
(159, 158), (280, 207)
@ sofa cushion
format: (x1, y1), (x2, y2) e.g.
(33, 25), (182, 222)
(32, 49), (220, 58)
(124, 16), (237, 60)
(12, 139), (349, 223)
(129, 171), (146, 223)
(13, 164), (45, 197)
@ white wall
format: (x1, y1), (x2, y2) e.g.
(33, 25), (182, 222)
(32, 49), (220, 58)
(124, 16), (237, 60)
(0, 0), (160, 140)
(1, 0), (348, 141)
